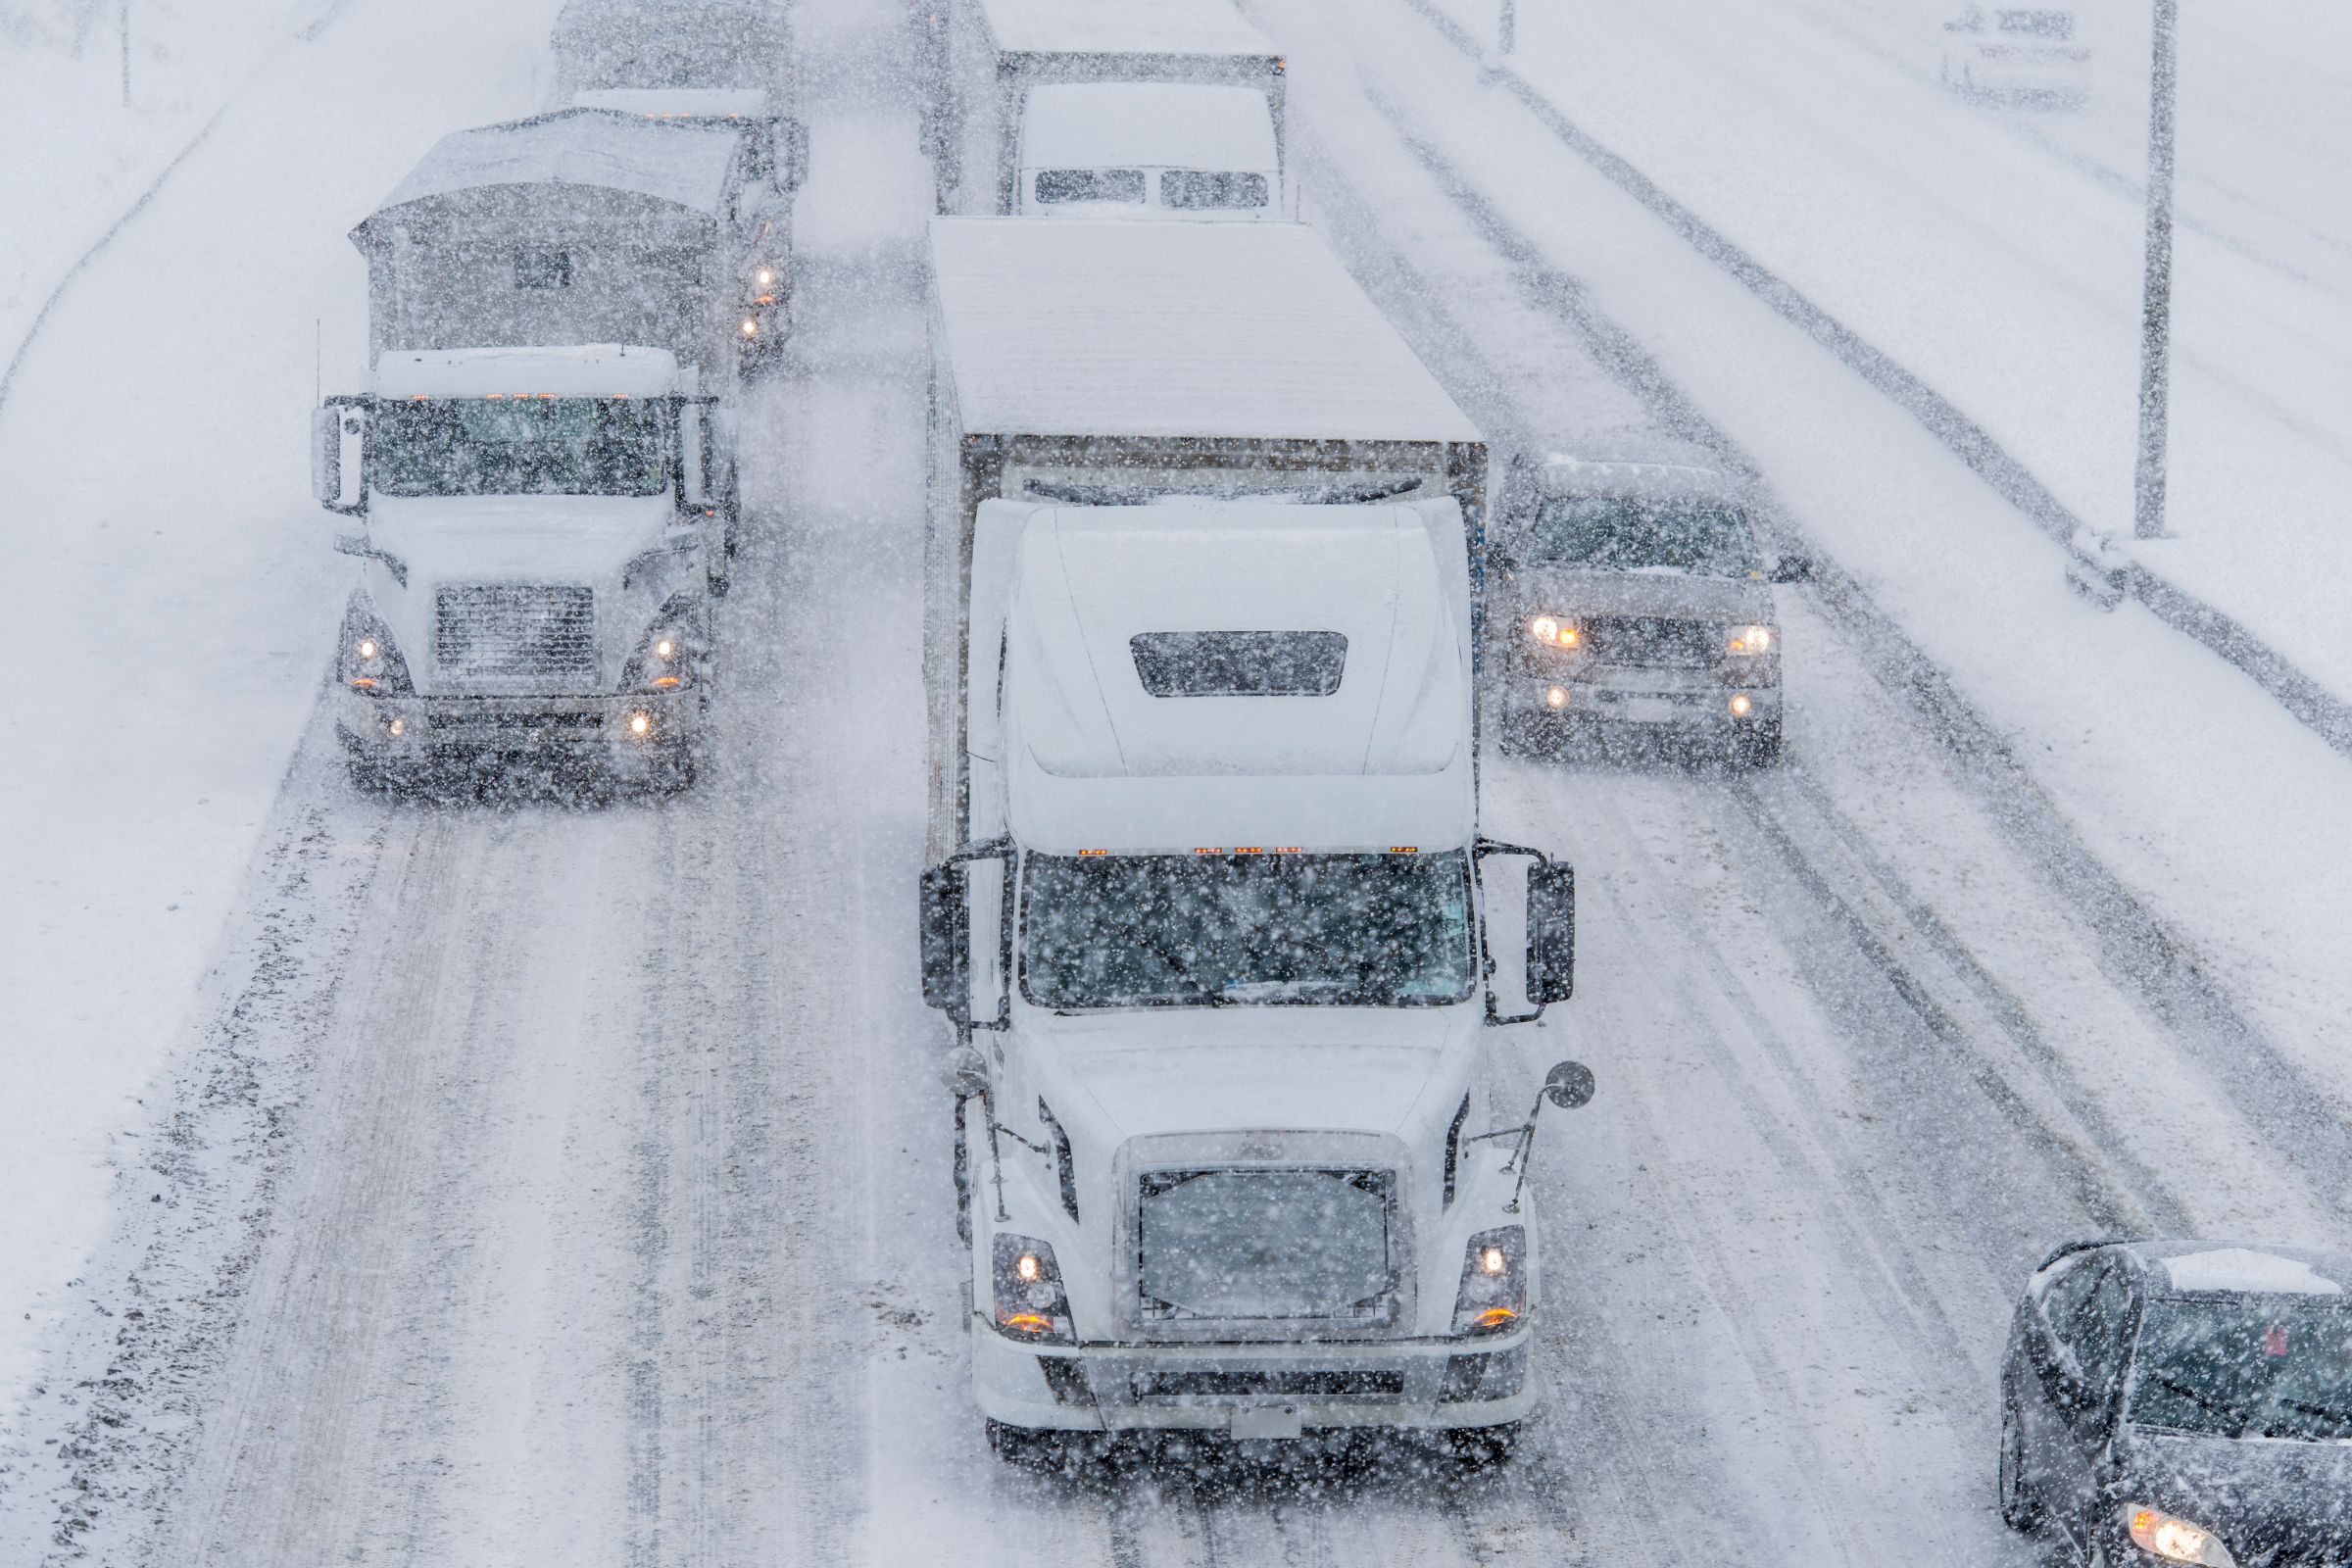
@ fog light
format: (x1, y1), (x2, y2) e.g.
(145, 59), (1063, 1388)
(1729, 692), (1753, 717)
(740, 318), (760, 337)
(386, 717), (405, 737)
(627, 711), (652, 737)
(357, 638), (378, 661)
(755, 268), (775, 287)
(1544, 686), (1569, 710)
(654, 637), (676, 660)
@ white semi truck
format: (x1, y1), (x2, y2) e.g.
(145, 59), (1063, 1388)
(918, 0), (1288, 220)
(311, 109), (776, 790)
(918, 219), (1591, 1458)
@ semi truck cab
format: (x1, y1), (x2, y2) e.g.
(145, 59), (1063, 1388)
(311, 343), (733, 790)
(920, 498), (1587, 1454)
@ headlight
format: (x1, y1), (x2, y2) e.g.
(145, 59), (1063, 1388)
(2126, 1505), (2236, 1566)
(1728, 623), (1774, 655)
(623, 604), (700, 693)
(337, 601), (413, 696)
(754, 267), (777, 289)
(1528, 614), (1581, 649)
(991, 1233), (1074, 1345)
(1451, 1225), (1527, 1336)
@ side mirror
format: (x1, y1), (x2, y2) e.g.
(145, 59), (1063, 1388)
(1770, 554), (1814, 584)
(778, 118), (809, 192)
(312, 402), (367, 515)
(1526, 862), (1575, 1004)
(918, 861), (969, 1013)
(1543, 1059), (1595, 1110)
(678, 401), (715, 509)
(936, 1045), (989, 1100)
(706, 406), (740, 511)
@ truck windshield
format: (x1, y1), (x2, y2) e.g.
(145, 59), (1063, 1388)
(1021, 851), (1475, 1008)
(1521, 495), (1759, 576)
(372, 398), (671, 498)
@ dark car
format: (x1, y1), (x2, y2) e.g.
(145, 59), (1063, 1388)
(2000, 1238), (2352, 1566)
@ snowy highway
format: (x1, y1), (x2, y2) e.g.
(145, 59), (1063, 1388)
(4, 0), (2351, 1565)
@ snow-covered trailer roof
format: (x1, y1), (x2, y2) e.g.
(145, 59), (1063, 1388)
(979, 0), (1277, 59)
(551, 0), (789, 94)
(360, 110), (749, 226)
(929, 219), (1478, 445)
(1020, 83), (1278, 171)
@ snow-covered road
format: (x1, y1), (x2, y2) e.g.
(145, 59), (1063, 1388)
(4, 0), (2351, 1563)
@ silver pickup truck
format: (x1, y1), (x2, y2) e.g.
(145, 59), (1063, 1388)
(1487, 442), (1808, 767)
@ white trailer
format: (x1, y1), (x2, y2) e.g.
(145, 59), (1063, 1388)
(918, 218), (1590, 1458)
(551, 0), (791, 101)
(919, 0), (1289, 220)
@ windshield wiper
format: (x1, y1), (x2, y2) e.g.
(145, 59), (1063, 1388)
(2147, 1373), (2254, 1436)
(1132, 927), (1227, 1006)
(2271, 1396), (2352, 1435)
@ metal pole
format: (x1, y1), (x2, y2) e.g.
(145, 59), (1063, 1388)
(1499, 0), (1516, 55)
(2132, 0), (2179, 539)
(120, 0), (130, 108)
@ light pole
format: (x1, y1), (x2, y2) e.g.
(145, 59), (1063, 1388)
(119, 0), (131, 108)
(2132, 0), (2179, 540)
(1499, 0), (1515, 55)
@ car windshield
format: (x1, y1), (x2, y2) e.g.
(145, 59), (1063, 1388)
(1021, 851), (1475, 1008)
(2130, 1299), (2352, 1440)
(1520, 495), (1760, 576)
(1161, 171), (1270, 211)
(1034, 169), (1145, 205)
(372, 398), (671, 499)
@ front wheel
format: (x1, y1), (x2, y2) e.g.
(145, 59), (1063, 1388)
(1441, 1422), (1521, 1467)
(1997, 1398), (2042, 1531)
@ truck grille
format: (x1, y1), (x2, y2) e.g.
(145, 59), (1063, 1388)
(1131, 1368), (1407, 1403)
(435, 585), (597, 683)
(1136, 1166), (1396, 1328)
(1582, 614), (1720, 669)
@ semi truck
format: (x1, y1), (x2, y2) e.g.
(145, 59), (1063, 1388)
(917, 218), (1592, 1458)
(311, 109), (778, 790)
(918, 0), (1289, 220)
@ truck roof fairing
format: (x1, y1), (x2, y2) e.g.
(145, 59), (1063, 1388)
(361, 109), (750, 227)
(1001, 502), (1473, 854)
(979, 0), (1277, 59)
(928, 219), (1478, 445)
(372, 344), (684, 399)
(1019, 83), (1278, 172)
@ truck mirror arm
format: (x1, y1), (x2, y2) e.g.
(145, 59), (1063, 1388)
(1486, 1060), (1597, 1213)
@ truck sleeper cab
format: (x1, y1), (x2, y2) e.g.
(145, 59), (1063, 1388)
(312, 344), (734, 791)
(919, 500), (1587, 1456)
(1016, 83), (1283, 220)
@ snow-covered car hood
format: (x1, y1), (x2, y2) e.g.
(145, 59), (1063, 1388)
(2120, 1429), (2352, 1558)
(369, 493), (678, 584)
(1030, 1004), (1477, 1143)
(1496, 564), (1774, 624)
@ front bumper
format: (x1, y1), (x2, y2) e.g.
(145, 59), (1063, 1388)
(334, 684), (701, 767)
(971, 1316), (1539, 1435)
(1500, 662), (1780, 730)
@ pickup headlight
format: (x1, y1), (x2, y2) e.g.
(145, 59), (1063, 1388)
(1451, 1226), (1527, 1336)
(991, 1234), (1075, 1345)
(2125, 1506), (2235, 1566)
(1728, 623), (1774, 656)
(1527, 614), (1581, 649)
(337, 600), (413, 696)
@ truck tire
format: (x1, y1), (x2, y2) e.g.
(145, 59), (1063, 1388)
(707, 554), (731, 600)
(985, 1419), (1071, 1471)
(1734, 717), (1784, 769)
(1441, 1422), (1521, 1467)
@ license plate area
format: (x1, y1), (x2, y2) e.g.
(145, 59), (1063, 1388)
(1619, 696), (1683, 723)
(1230, 1405), (1304, 1440)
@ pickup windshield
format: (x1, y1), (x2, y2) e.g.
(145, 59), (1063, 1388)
(2130, 1300), (2352, 1440)
(1021, 851), (1475, 1008)
(372, 398), (671, 498)
(1521, 495), (1759, 576)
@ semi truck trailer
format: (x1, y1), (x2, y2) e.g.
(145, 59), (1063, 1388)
(919, 0), (1288, 220)
(917, 218), (1591, 1457)
(312, 109), (777, 790)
